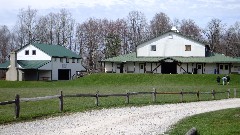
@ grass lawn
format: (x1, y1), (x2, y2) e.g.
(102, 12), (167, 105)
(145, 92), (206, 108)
(167, 108), (240, 135)
(0, 73), (239, 125)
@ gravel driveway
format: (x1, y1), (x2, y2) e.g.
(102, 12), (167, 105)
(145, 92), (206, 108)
(1, 98), (240, 135)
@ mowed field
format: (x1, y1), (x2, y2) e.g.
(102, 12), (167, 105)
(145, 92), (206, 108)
(0, 73), (239, 125)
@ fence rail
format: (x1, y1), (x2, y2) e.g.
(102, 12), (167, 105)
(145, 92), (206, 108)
(0, 88), (238, 118)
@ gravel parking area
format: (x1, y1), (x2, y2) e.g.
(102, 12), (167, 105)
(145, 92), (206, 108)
(1, 98), (240, 135)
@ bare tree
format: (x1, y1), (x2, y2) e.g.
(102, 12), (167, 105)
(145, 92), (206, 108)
(179, 19), (202, 40)
(76, 18), (102, 71)
(150, 12), (171, 37)
(203, 18), (226, 53)
(224, 21), (240, 57)
(127, 11), (148, 52)
(0, 25), (11, 62)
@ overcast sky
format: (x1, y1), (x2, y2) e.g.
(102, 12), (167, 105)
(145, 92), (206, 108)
(0, 0), (239, 29)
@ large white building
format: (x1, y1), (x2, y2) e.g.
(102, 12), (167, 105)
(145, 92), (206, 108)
(0, 43), (86, 81)
(101, 30), (240, 74)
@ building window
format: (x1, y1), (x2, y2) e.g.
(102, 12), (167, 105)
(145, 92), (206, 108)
(225, 65), (229, 70)
(151, 45), (156, 51)
(32, 50), (36, 55)
(25, 50), (29, 55)
(72, 58), (75, 63)
(185, 45), (191, 51)
(66, 58), (69, 63)
(220, 65), (223, 70)
(197, 65), (202, 69)
(60, 58), (63, 63)
(77, 59), (80, 63)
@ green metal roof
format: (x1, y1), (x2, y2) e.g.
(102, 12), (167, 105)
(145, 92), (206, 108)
(30, 43), (80, 58)
(101, 52), (240, 63)
(0, 60), (50, 69)
(18, 60), (50, 69)
(0, 61), (10, 69)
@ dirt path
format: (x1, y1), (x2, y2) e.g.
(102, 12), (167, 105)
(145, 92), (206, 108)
(1, 98), (240, 135)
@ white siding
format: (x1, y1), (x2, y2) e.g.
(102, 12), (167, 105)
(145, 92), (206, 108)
(17, 45), (51, 60)
(205, 64), (216, 74)
(137, 32), (205, 57)
(51, 58), (85, 80)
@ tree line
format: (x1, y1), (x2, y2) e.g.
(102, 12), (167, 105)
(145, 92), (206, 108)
(0, 7), (240, 71)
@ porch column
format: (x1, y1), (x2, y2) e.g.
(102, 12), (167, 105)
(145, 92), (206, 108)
(151, 63), (152, 72)
(144, 62), (146, 73)
(229, 63), (231, 74)
(133, 62), (135, 72)
(111, 62), (113, 73)
(37, 69), (39, 81)
(50, 70), (52, 81)
(103, 62), (105, 72)
(187, 63), (188, 73)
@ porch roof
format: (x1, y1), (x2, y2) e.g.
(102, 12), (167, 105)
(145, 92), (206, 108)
(101, 52), (240, 63)
(18, 60), (51, 69)
(0, 60), (50, 69)
(0, 61), (10, 69)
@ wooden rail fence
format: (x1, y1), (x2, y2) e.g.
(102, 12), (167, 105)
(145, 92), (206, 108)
(0, 88), (238, 118)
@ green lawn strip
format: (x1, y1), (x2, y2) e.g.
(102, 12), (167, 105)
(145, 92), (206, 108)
(0, 74), (239, 124)
(167, 108), (240, 135)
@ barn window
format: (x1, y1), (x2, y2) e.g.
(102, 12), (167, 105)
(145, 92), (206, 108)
(25, 50), (29, 55)
(225, 65), (228, 70)
(60, 58), (63, 63)
(72, 58), (75, 63)
(151, 45), (156, 51)
(220, 65), (223, 69)
(185, 45), (191, 51)
(32, 50), (36, 55)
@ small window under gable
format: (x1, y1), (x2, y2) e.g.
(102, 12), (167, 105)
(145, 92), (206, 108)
(185, 45), (191, 51)
(32, 50), (36, 55)
(60, 58), (63, 63)
(151, 45), (156, 51)
(25, 50), (29, 55)
(66, 58), (69, 63)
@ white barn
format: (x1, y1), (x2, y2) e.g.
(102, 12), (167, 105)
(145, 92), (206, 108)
(101, 30), (240, 74)
(0, 43), (86, 81)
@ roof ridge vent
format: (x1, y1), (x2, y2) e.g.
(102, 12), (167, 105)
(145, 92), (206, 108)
(171, 26), (179, 33)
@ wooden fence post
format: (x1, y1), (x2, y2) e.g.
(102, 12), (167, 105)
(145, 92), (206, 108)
(126, 92), (129, 104)
(95, 91), (99, 106)
(197, 91), (200, 101)
(212, 90), (215, 100)
(180, 90), (183, 102)
(59, 91), (63, 112)
(227, 89), (230, 99)
(152, 88), (156, 102)
(15, 94), (20, 118)
(234, 88), (237, 98)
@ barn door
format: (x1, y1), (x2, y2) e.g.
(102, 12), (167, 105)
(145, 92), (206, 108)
(197, 64), (202, 74)
(219, 64), (229, 74)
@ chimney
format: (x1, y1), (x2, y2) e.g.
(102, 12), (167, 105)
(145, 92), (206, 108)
(10, 52), (17, 68)
(6, 51), (18, 81)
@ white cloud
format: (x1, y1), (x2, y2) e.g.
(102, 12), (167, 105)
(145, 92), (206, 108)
(0, 0), (239, 27)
